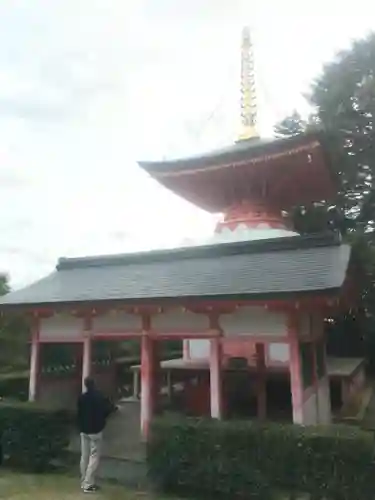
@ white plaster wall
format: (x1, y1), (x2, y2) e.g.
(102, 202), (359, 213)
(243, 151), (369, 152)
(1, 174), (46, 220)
(317, 377), (331, 424)
(311, 313), (324, 338)
(38, 376), (80, 409)
(39, 315), (84, 341)
(93, 312), (141, 332)
(152, 309), (209, 333)
(268, 343), (290, 364)
(189, 339), (290, 363)
(302, 392), (318, 425)
(189, 339), (210, 359)
(298, 314), (312, 340)
(220, 307), (287, 337)
(209, 225), (298, 244)
(351, 367), (366, 393)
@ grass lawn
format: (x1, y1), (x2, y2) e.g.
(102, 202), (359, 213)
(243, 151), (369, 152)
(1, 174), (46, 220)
(0, 471), (167, 500)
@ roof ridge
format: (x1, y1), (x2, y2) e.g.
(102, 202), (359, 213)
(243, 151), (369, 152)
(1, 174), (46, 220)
(56, 231), (342, 271)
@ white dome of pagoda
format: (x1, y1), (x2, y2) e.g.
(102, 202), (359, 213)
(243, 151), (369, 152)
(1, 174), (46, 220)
(208, 223), (298, 244)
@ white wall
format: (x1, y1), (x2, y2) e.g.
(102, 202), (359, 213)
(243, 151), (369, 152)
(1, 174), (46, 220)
(302, 393), (319, 425)
(187, 306), (288, 361)
(301, 379), (331, 425)
(220, 307), (287, 337)
(268, 343), (290, 364)
(152, 309), (209, 333)
(189, 339), (210, 359)
(298, 314), (312, 340)
(317, 377), (331, 424)
(189, 339), (292, 363)
(38, 376), (80, 409)
(39, 314), (84, 341)
(93, 311), (141, 332)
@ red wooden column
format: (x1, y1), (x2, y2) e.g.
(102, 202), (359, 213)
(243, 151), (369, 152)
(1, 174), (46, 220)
(151, 339), (160, 409)
(82, 337), (92, 392)
(183, 340), (190, 360)
(210, 337), (223, 419)
(315, 332), (332, 424)
(82, 315), (92, 392)
(140, 334), (156, 440)
(311, 339), (320, 423)
(29, 323), (41, 402)
(288, 314), (303, 424)
(255, 343), (267, 420)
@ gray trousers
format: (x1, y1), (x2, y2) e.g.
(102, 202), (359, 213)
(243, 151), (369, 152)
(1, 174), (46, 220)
(80, 432), (102, 488)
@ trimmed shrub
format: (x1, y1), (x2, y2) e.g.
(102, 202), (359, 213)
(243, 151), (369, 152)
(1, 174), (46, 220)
(0, 401), (71, 472)
(0, 373), (29, 401)
(147, 418), (375, 500)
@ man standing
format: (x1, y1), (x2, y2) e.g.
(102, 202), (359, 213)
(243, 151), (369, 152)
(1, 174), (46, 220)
(77, 377), (113, 493)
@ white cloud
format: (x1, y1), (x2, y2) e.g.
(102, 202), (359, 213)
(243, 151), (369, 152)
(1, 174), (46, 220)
(0, 0), (374, 288)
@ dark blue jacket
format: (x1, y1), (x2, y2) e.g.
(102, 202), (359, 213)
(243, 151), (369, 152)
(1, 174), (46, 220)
(77, 389), (113, 434)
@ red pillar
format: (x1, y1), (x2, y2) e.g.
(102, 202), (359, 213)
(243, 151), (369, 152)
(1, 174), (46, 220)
(210, 337), (223, 419)
(255, 343), (267, 420)
(82, 336), (92, 392)
(315, 334), (332, 424)
(29, 331), (40, 402)
(151, 339), (160, 409)
(312, 339), (320, 423)
(288, 314), (303, 424)
(82, 315), (92, 393)
(183, 340), (190, 360)
(141, 335), (155, 440)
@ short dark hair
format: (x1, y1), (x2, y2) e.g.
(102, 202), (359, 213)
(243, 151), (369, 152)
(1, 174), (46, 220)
(84, 377), (95, 391)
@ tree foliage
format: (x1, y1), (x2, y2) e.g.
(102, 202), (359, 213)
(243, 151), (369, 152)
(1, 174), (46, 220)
(274, 110), (307, 138)
(278, 34), (375, 231)
(0, 275), (29, 372)
(0, 275), (10, 296)
(275, 33), (375, 364)
(312, 35), (375, 229)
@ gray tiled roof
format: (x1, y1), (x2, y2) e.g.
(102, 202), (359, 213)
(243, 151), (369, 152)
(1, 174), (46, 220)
(0, 234), (351, 308)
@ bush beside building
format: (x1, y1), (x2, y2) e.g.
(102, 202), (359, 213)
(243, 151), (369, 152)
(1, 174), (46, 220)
(147, 417), (375, 499)
(0, 401), (71, 472)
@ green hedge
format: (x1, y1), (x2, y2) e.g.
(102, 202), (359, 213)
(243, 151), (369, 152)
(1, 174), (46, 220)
(147, 418), (375, 500)
(0, 374), (29, 401)
(0, 401), (71, 472)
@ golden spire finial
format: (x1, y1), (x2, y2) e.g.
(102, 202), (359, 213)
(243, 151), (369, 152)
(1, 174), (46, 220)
(238, 26), (259, 141)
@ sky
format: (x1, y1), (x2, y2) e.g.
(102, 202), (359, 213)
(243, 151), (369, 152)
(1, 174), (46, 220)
(0, 0), (374, 288)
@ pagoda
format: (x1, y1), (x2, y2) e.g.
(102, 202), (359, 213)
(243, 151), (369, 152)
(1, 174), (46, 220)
(0, 27), (361, 440)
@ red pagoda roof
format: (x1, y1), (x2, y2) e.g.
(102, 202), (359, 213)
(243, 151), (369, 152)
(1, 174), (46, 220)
(138, 133), (337, 213)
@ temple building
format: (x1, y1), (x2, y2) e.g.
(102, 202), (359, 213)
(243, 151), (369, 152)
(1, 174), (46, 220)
(0, 27), (364, 440)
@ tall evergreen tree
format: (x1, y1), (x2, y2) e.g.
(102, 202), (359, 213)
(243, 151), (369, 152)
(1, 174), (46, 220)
(0, 275), (29, 372)
(274, 110), (307, 137)
(277, 34), (375, 232)
(275, 34), (375, 365)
